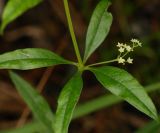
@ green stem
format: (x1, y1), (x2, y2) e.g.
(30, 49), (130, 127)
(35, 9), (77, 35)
(122, 51), (129, 58)
(63, 0), (83, 65)
(87, 59), (118, 67)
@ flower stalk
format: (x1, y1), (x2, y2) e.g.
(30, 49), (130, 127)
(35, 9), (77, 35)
(87, 39), (142, 67)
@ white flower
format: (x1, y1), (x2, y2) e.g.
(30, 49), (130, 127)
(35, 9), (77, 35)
(131, 39), (142, 47)
(118, 47), (125, 53)
(117, 42), (123, 47)
(127, 57), (133, 64)
(125, 45), (132, 52)
(118, 57), (125, 64)
(123, 43), (127, 47)
(131, 39), (138, 43)
(137, 42), (142, 47)
(115, 39), (142, 65)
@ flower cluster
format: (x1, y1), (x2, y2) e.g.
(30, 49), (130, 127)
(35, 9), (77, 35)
(131, 39), (142, 47)
(116, 39), (142, 65)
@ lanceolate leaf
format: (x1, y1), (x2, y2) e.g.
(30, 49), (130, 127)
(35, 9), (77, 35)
(9, 71), (54, 132)
(84, 0), (113, 62)
(0, 48), (73, 70)
(54, 72), (83, 133)
(90, 66), (158, 120)
(0, 0), (42, 33)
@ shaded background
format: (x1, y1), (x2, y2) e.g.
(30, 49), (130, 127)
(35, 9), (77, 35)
(0, 0), (160, 132)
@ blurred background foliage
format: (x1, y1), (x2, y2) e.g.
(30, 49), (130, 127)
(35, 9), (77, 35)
(0, 0), (160, 132)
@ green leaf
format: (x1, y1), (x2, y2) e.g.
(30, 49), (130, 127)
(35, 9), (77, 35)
(84, 0), (113, 62)
(0, 0), (42, 33)
(73, 82), (160, 119)
(54, 72), (83, 133)
(0, 48), (72, 70)
(90, 66), (158, 120)
(9, 71), (54, 132)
